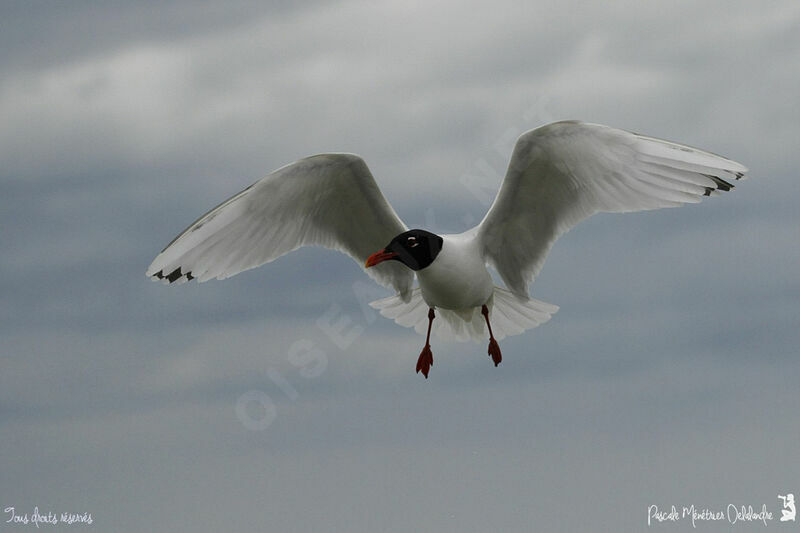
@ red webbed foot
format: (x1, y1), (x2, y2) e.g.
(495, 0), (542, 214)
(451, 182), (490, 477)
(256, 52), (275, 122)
(416, 308), (436, 378)
(487, 338), (502, 367)
(416, 344), (433, 378)
(481, 304), (502, 367)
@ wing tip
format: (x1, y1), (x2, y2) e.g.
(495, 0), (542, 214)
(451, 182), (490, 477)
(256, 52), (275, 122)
(148, 266), (195, 284)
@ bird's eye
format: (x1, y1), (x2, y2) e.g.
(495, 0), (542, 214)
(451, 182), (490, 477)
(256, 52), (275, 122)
(407, 236), (419, 248)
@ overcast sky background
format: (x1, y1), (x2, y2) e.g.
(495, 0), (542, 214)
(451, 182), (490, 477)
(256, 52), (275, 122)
(2, 1), (799, 532)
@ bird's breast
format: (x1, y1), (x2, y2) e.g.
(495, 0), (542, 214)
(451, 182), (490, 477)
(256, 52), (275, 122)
(416, 234), (493, 310)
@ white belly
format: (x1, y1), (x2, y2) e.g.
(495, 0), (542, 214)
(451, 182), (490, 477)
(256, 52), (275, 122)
(416, 233), (493, 310)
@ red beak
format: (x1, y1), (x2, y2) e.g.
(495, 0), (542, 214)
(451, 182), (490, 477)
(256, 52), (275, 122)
(365, 249), (398, 268)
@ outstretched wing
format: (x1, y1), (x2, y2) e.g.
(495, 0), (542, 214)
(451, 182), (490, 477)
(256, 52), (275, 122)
(146, 153), (413, 297)
(477, 121), (748, 298)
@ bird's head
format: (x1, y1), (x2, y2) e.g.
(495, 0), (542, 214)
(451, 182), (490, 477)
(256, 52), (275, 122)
(365, 229), (443, 271)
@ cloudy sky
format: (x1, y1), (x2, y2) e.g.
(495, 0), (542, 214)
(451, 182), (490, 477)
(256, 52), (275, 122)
(2, 1), (799, 531)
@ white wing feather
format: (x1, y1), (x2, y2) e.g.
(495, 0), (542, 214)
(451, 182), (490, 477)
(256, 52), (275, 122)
(146, 153), (413, 297)
(477, 121), (748, 298)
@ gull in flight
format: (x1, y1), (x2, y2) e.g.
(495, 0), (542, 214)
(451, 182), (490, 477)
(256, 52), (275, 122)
(147, 121), (748, 378)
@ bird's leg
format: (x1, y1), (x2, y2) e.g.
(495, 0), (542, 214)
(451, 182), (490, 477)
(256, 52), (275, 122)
(481, 304), (502, 367)
(416, 308), (435, 378)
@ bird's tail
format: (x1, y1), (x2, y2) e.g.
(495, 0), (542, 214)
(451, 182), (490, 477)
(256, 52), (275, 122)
(369, 287), (558, 342)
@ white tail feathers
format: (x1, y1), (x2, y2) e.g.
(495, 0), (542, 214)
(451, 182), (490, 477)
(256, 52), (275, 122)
(369, 286), (558, 342)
